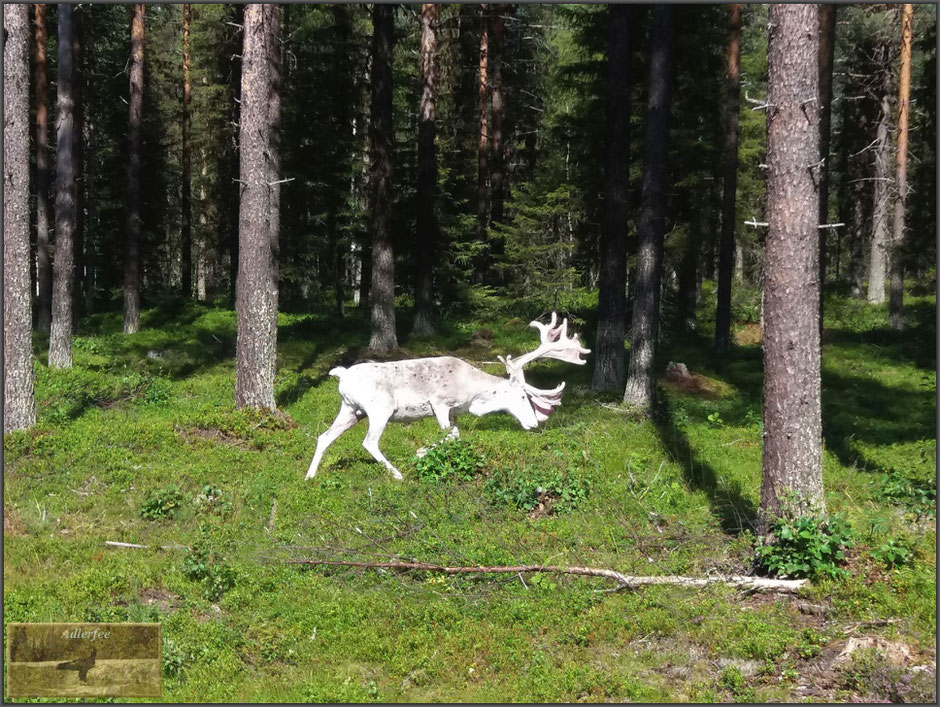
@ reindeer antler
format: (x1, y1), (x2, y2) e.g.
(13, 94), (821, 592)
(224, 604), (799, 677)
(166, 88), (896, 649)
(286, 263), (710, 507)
(504, 312), (591, 373)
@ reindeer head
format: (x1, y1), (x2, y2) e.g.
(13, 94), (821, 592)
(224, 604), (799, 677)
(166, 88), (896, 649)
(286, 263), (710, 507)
(495, 312), (591, 429)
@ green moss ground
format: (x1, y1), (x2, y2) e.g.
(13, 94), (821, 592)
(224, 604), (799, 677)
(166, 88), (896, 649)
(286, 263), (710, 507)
(4, 293), (936, 702)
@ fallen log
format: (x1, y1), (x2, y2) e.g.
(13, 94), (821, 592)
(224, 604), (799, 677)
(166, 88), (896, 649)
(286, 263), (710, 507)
(104, 540), (189, 551)
(284, 559), (807, 594)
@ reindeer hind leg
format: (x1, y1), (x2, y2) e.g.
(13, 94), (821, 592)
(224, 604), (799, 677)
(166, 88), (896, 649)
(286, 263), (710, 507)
(305, 403), (363, 479)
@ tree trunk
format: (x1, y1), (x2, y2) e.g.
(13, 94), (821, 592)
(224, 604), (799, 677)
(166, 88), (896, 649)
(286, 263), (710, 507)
(677, 212), (700, 332)
(4, 2), (36, 431)
(816, 4), (836, 332)
(71, 6), (85, 332)
(235, 3), (281, 410)
(81, 6), (95, 313)
(760, 4), (824, 531)
(181, 3), (193, 298)
(591, 5), (631, 392)
(368, 4), (398, 353)
(867, 40), (893, 305)
(33, 3), (52, 335)
(412, 3), (439, 336)
(357, 91), (371, 309)
(476, 6), (489, 244)
(848, 185), (870, 298)
(889, 4), (914, 330)
(624, 5), (676, 409)
(844, 85), (873, 300)
(488, 3), (507, 278)
(328, 207), (345, 318)
(714, 3), (742, 356)
(49, 4), (77, 366)
(123, 4), (145, 334)
(226, 4), (243, 308)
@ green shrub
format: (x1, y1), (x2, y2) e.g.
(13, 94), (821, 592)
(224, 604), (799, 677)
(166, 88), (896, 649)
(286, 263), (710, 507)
(755, 512), (855, 580)
(139, 485), (185, 520)
(485, 464), (591, 514)
(194, 485), (231, 517)
(181, 544), (237, 601)
(875, 473), (936, 518)
(162, 636), (187, 679)
(415, 437), (485, 483)
(872, 538), (916, 569)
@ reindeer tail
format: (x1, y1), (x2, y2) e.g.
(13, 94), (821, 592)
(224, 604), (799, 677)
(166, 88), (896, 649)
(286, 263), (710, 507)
(329, 366), (347, 378)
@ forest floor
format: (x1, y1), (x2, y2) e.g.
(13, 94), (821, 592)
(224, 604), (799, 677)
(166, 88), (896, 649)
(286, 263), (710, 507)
(3, 289), (936, 703)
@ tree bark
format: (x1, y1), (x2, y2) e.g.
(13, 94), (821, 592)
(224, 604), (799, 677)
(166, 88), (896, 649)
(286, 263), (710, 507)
(760, 4), (825, 531)
(844, 85), (873, 300)
(235, 3), (282, 410)
(591, 5), (631, 391)
(226, 4), (244, 308)
(889, 4), (914, 330)
(80, 7), (95, 313)
(368, 4), (398, 353)
(624, 6), (675, 409)
(32, 3), (52, 335)
(714, 4), (742, 356)
(123, 4), (145, 334)
(71, 6), (85, 331)
(49, 4), (77, 367)
(412, 3), (439, 336)
(488, 3), (507, 274)
(816, 4), (836, 333)
(4, 2), (36, 431)
(476, 6), (489, 244)
(181, 3), (193, 298)
(678, 206), (701, 332)
(867, 40), (893, 305)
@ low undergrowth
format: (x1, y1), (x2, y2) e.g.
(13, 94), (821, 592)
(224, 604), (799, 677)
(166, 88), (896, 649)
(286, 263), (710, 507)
(3, 294), (935, 702)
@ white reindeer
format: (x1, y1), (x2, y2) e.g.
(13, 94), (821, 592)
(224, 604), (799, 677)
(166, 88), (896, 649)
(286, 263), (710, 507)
(305, 312), (590, 480)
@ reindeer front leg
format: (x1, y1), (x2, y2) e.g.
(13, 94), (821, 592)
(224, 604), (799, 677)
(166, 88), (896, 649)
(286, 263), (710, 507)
(361, 410), (403, 480)
(431, 402), (459, 440)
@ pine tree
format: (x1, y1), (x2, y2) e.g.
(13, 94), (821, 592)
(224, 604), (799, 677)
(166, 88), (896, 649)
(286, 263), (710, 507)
(889, 4), (914, 329)
(817, 4), (836, 331)
(4, 2), (36, 432)
(476, 5), (489, 247)
(49, 4), (77, 367)
(235, 3), (282, 410)
(623, 5), (676, 409)
(412, 4), (440, 336)
(181, 3), (192, 298)
(591, 5), (631, 392)
(714, 4), (742, 355)
(488, 3), (508, 276)
(71, 6), (86, 329)
(33, 4), (52, 335)
(760, 4), (825, 530)
(867, 15), (896, 305)
(123, 4), (145, 334)
(368, 4), (398, 353)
